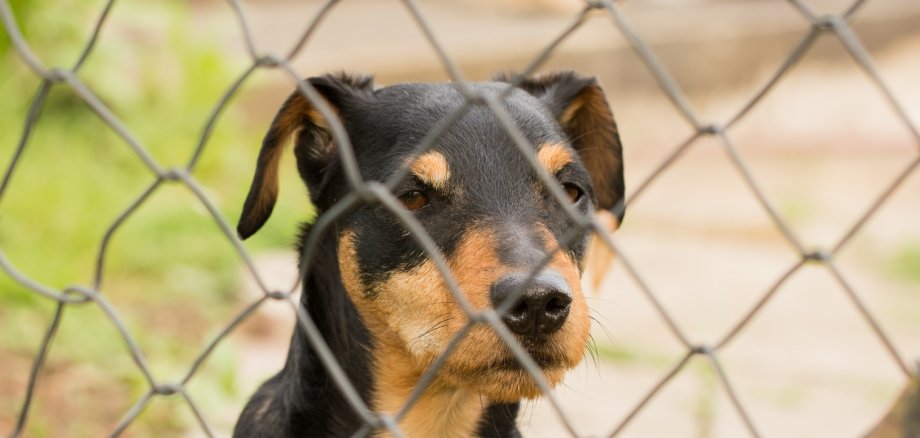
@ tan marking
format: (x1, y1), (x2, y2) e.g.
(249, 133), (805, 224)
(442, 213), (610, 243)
(249, 144), (282, 226)
(340, 230), (486, 436)
(584, 210), (620, 291)
(373, 341), (484, 438)
(537, 142), (575, 175)
(560, 92), (589, 125)
(371, 231), (505, 436)
(304, 107), (332, 130)
(338, 231), (364, 300)
(541, 227), (591, 373)
(280, 91), (334, 131)
(337, 226), (590, 429)
(278, 93), (307, 133)
(345, 229), (508, 365)
(409, 152), (451, 192)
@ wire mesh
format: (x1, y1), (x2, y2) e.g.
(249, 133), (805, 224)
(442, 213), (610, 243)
(1, 0), (918, 436)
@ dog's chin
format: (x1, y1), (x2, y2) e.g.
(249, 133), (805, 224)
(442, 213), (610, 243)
(474, 366), (569, 402)
(437, 353), (577, 402)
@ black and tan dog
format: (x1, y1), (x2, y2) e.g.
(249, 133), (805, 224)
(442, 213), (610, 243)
(233, 71), (624, 437)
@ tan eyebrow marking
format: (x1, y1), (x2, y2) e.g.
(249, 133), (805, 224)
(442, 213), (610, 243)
(409, 151), (451, 191)
(537, 142), (574, 174)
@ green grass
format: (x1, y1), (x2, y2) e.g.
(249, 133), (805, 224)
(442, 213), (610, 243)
(890, 242), (920, 284)
(0, 2), (311, 435)
(690, 359), (717, 438)
(591, 340), (675, 368)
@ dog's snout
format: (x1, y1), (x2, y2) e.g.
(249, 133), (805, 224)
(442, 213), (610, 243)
(490, 271), (572, 337)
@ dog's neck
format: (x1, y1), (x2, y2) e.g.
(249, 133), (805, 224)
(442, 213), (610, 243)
(280, 226), (375, 435)
(371, 331), (485, 437)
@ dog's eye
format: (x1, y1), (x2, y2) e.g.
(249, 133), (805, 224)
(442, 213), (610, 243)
(398, 190), (430, 211)
(563, 183), (583, 203)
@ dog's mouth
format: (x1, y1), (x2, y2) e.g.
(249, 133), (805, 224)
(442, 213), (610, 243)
(440, 344), (568, 375)
(437, 345), (574, 402)
(493, 349), (563, 370)
(435, 326), (584, 376)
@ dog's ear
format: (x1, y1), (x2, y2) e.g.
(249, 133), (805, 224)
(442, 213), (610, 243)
(495, 71), (625, 222)
(237, 73), (374, 240)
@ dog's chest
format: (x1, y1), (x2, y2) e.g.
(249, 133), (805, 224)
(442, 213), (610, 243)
(372, 387), (484, 438)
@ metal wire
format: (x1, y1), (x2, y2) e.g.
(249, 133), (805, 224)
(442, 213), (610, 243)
(1, 0), (918, 436)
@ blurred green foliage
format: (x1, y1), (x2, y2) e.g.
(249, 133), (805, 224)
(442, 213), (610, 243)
(1, 1), (309, 435)
(891, 242), (920, 284)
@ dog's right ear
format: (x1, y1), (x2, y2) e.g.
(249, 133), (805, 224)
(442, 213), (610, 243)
(237, 74), (374, 240)
(494, 71), (625, 223)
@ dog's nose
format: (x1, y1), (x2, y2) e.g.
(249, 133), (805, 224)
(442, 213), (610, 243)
(489, 271), (572, 337)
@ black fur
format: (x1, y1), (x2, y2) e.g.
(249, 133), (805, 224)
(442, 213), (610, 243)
(234, 225), (372, 437)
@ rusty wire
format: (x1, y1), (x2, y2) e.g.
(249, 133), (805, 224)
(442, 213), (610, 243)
(2, 0), (918, 436)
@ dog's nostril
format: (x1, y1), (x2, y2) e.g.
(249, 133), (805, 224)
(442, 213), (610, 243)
(546, 295), (571, 313)
(538, 290), (571, 334)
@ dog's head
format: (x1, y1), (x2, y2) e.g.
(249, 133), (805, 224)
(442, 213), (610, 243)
(237, 72), (624, 402)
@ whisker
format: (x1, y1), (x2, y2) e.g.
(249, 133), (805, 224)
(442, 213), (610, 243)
(406, 315), (455, 347)
(589, 314), (617, 347)
(584, 334), (601, 376)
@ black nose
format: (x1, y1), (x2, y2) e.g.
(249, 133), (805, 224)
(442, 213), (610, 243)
(489, 271), (572, 337)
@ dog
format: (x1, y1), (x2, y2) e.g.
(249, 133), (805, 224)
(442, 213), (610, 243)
(233, 71), (624, 437)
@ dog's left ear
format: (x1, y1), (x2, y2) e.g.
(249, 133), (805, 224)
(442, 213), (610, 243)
(237, 73), (374, 240)
(496, 71), (625, 222)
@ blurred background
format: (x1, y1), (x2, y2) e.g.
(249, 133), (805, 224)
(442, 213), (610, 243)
(1, 0), (919, 436)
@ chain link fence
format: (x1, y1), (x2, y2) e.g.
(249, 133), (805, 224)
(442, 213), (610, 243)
(2, 0), (918, 436)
